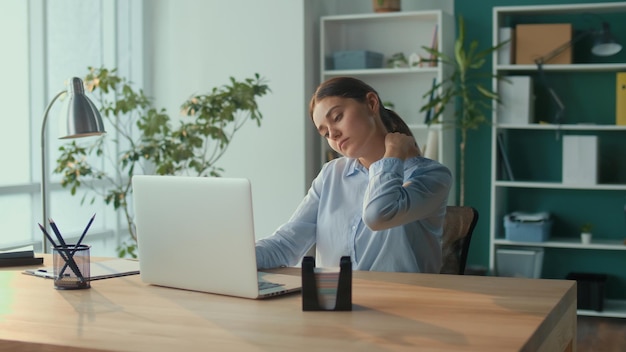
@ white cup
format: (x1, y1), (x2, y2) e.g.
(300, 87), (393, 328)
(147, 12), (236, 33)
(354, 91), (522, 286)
(581, 233), (592, 245)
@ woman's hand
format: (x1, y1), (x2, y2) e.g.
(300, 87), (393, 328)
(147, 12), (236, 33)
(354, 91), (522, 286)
(383, 132), (421, 160)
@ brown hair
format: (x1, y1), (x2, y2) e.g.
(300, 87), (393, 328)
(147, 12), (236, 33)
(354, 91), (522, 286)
(309, 76), (413, 137)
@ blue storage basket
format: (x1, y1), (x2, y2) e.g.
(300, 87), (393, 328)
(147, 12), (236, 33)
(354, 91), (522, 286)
(504, 213), (552, 242)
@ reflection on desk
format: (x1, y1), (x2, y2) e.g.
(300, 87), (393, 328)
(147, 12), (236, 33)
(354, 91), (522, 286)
(0, 257), (576, 351)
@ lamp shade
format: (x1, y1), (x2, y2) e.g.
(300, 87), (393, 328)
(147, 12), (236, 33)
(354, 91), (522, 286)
(592, 22), (623, 56)
(60, 77), (106, 139)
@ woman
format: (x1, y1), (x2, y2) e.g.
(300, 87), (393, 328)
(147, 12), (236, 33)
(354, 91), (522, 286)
(255, 77), (452, 272)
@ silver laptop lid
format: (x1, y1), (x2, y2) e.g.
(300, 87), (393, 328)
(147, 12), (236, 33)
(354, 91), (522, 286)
(133, 175), (261, 299)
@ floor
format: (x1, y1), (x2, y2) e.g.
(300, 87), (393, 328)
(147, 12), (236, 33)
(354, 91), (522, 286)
(577, 316), (626, 351)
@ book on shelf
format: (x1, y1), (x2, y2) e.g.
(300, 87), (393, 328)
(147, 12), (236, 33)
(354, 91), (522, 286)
(497, 76), (534, 125)
(497, 133), (515, 181)
(497, 27), (515, 65)
(423, 77), (437, 124)
(562, 135), (597, 185)
(617, 72), (626, 126)
(428, 24), (438, 67)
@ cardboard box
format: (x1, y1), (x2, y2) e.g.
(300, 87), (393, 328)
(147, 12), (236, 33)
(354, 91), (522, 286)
(515, 23), (572, 65)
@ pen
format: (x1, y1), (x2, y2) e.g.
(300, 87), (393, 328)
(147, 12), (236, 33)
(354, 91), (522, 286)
(57, 214), (95, 278)
(32, 269), (55, 279)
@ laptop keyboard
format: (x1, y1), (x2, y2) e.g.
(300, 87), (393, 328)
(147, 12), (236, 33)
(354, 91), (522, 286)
(258, 280), (284, 291)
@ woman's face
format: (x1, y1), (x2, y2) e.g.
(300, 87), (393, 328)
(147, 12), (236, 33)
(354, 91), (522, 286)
(312, 93), (385, 159)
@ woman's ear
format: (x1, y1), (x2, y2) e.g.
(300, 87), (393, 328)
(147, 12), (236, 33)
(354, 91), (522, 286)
(365, 92), (379, 113)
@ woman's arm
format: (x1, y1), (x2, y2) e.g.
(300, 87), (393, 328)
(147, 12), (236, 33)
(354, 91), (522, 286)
(362, 157), (451, 231)
(255, 168), (325, 269)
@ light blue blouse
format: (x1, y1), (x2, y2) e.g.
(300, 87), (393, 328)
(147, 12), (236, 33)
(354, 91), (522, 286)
(255, 156), (452, 272)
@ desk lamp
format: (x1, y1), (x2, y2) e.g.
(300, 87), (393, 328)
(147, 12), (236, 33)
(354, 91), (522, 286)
(41, 77), (106, 252)
(534, 21), (622, 131)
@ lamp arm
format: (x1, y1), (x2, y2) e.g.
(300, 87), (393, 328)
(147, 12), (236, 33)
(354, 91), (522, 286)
(534, 29), (592, 65)
(41, 90), (65, 253)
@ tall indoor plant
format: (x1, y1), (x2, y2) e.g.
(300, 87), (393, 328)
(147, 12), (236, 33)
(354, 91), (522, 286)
(420, 16), (507, 206)
(54, 67), (270, 257)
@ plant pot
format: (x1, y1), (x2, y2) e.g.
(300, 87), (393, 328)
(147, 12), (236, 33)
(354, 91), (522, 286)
(373, 0), (400, 13)
(581, 232), (592, 244)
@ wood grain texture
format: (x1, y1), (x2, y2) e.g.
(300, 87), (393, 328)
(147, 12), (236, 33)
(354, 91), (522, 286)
(0, 257), (575, 351)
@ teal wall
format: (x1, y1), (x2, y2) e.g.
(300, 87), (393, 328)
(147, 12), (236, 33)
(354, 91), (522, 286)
(453, 0), (626, 279)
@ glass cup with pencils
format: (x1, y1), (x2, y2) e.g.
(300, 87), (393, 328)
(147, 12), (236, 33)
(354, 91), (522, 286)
(52, 244), (91, 289)
(38, 214), (95, 290)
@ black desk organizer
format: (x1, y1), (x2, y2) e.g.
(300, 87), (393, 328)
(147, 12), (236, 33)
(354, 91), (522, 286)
(301, 256), (352, 311)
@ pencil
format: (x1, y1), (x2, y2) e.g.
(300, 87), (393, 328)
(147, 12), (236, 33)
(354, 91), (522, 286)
(58, 214), (95, 278)
(38, 222), (81, 279)
(48, 219), (86, 282)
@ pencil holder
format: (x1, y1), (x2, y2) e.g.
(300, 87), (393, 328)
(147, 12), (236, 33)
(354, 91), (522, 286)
(302, 256), (352, 311)
(53, 244), (91, 290)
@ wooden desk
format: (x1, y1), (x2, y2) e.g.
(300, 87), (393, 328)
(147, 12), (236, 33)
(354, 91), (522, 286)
(0, 258), (576, 351)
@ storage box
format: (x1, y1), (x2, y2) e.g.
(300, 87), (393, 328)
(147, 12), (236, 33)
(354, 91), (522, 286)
(496, 248), (544, 278)
(562, 135), (598, 185)
(515, 23), (572, 65)
(497, 76), (534, 124)
(332, 50), (384, 70)
(504, 213), (552, 242)
(566, 272), (607, 311)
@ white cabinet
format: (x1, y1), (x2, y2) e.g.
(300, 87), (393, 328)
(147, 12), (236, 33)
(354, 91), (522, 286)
(319, 11), (456, 181)
(490, 2), (626, 318)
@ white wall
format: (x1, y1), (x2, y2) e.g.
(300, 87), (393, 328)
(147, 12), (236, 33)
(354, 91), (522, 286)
(142, 0), (454, 241)
(144, 0), (307, 239)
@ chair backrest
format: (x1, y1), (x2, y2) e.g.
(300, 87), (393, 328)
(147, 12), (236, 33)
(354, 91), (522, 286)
(439, 206), (479, 275)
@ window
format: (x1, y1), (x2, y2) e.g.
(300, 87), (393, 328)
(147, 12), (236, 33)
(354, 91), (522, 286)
(0, 0), (143, 255)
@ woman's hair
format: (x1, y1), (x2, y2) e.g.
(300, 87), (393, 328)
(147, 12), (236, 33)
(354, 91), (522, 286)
(309, 76), (413, 137)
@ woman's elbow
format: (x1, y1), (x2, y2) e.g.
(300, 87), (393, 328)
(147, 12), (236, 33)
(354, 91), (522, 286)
(362, 207), (393, 231)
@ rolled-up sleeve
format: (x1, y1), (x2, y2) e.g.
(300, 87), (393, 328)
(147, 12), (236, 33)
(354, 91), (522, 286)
(362, 157), (452, 231)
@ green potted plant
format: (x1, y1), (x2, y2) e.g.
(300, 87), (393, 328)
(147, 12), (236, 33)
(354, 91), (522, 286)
(580, 223), (593, 244)
(419, 16), (508, 206)
(54, 67), (270, 257)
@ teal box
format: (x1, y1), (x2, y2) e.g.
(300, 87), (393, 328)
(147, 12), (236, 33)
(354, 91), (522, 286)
(332, 50), (384, 70)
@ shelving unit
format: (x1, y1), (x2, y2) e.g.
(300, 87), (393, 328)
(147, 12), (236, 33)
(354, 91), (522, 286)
(319, 11), (456, 184)
(490, 3), (626, 319)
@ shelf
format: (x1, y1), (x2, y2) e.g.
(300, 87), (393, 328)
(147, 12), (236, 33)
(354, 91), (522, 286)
(490, 2), (626, 320)
(494, 181), (626, 190)
(494, 237), (626, 250)
(407, 123), (442, 130)
(320, 9), (456, 177)
(495, 63), (626, 72)
(494, 2), (626, 16)
(322, 10), (441, 22)
(323, 67), (439, 76)
(578, 299), (626, 319)
(495, 124), (626, 131)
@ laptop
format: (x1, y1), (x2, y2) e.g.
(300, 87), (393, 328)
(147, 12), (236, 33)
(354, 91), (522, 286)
(132, 175), (301, 299)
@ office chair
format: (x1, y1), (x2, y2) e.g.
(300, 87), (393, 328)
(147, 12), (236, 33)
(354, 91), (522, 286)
(439, 206), (479, 275)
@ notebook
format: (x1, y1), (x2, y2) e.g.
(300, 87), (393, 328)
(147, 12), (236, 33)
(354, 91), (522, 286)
(132, 175), (301, 299)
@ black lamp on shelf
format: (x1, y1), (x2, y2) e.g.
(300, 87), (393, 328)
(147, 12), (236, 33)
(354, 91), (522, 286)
(534, 20), (622, 129)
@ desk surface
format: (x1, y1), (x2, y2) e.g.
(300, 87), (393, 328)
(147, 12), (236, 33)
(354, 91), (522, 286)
(0, 257), (576, 352)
